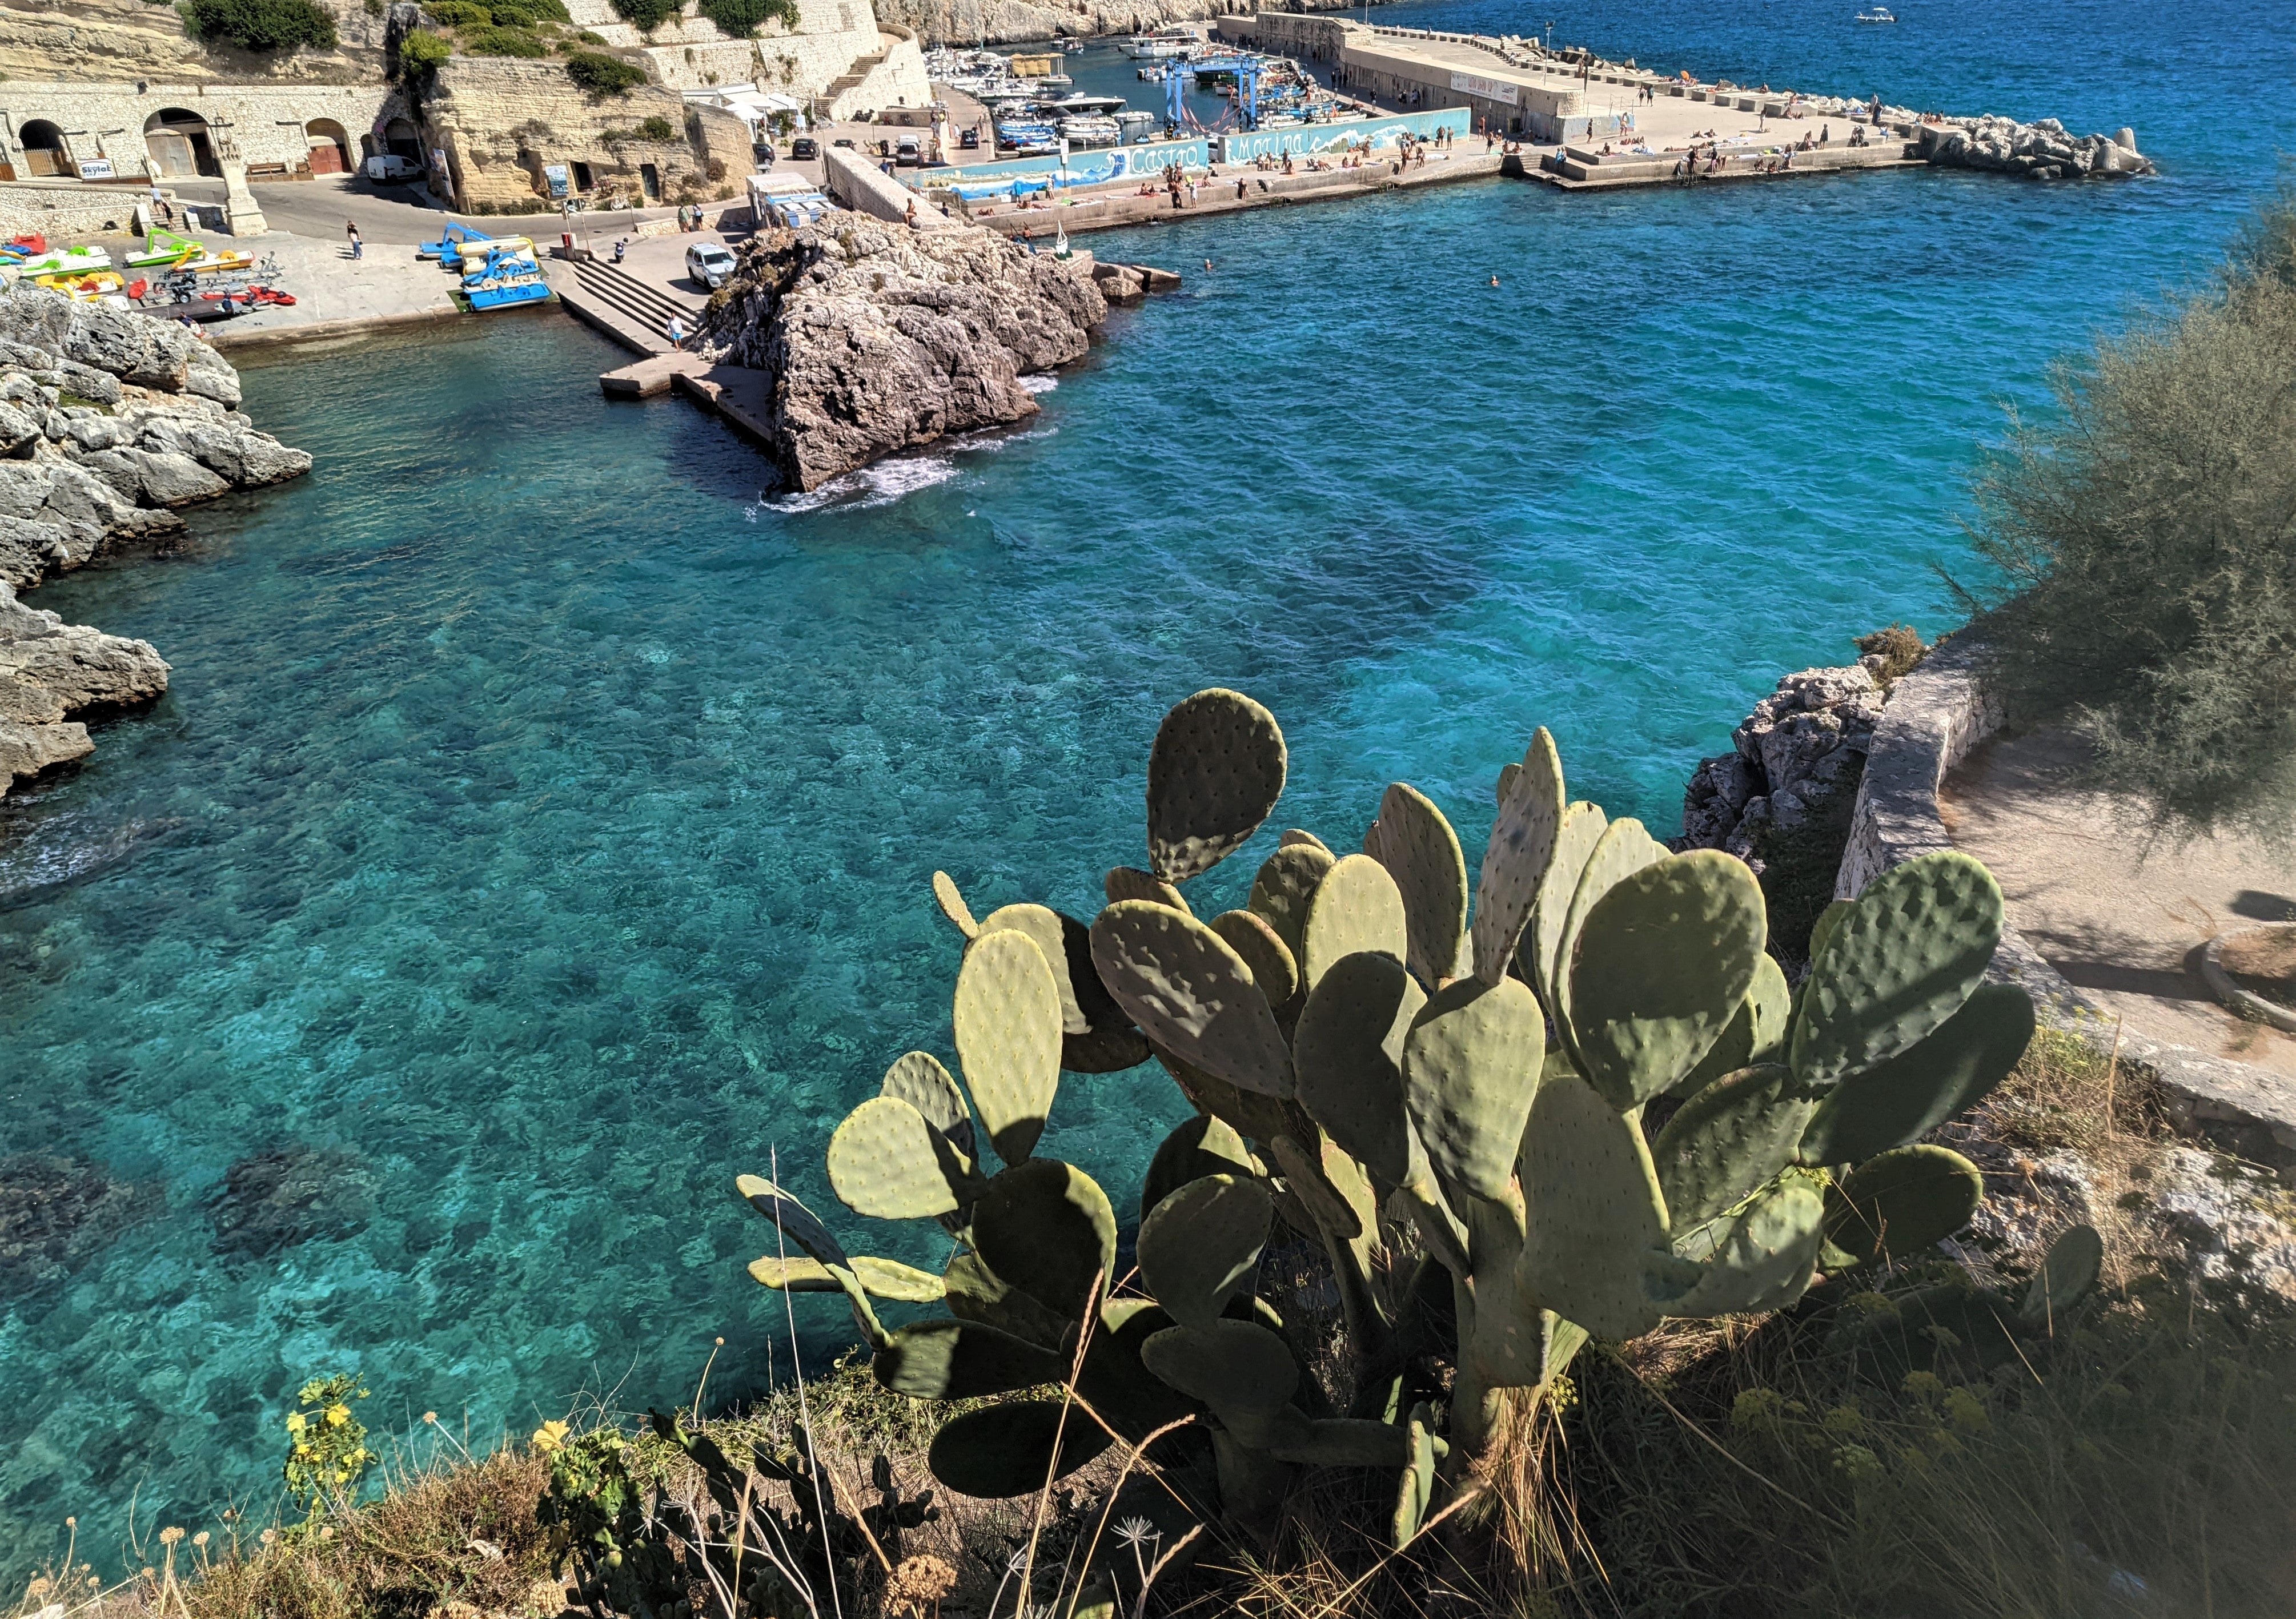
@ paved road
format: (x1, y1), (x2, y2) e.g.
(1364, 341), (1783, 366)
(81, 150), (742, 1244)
(170, 172), (748, 248)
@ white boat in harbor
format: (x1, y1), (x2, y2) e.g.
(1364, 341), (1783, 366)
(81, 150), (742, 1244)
(1056, 115), (1122, 145)
(1043, 91), (1126, 115)
(1120, 27), (1197, 58)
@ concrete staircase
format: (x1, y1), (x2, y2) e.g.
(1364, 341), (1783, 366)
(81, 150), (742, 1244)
(557, 255), (703, 356)
(822, 46), (889, 107)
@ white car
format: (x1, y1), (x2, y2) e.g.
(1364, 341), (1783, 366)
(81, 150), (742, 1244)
(686, 241), (737, 290)
(363, 152), (422, 182)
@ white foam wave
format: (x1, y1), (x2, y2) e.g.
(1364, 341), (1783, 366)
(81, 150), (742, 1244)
(1020, 373), (1060, 395)
(754, 452), (963, 516)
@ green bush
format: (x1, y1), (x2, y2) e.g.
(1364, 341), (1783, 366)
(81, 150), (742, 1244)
(180, 0), (337, 50)
(571, 27), (604, 41)
(564, 49), (645, 94)
(695, 0), (794, 37)
(397, 25), (451, 74)
(463, 23), (548, 53)
(1957, 188), (2296, 842)
(604, 0), (675, 29)
(421, 0), (486, 21)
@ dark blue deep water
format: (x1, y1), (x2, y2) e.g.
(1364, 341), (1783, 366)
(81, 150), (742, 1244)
(4, 0), (2292, 1573)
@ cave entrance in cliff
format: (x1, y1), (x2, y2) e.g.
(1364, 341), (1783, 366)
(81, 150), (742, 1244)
(304, 118), (352, 175)
(383, 118), (423, 162)
(144, 110), (220, 179)
(18, 120), (70, 179)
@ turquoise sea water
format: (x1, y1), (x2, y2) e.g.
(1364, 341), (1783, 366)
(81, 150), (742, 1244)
(5, 0), (2293, 1573)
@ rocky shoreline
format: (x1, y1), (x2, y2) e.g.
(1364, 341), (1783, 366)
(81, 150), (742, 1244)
(0, 282), (311, 802)
(696, 213), (1112, 493)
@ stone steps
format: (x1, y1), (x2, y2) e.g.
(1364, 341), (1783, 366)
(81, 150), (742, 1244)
(571, 256), (696, 340)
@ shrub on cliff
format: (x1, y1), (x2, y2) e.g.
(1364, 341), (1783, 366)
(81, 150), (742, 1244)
(1957, 188), (2296, 842)
(565, 49), (647, 94)
(463, 23), (548, 54)
(180, 0), (336, 50)
(396, 25), (450, 75)
(604, 0), (676, 30)
(696, 0), (796, 38)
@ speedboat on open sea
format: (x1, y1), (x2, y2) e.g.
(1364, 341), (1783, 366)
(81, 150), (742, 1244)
(1856, 7), (1898, 20)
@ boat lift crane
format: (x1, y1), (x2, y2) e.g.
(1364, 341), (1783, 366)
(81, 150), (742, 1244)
(1166, 53), (1263, 133)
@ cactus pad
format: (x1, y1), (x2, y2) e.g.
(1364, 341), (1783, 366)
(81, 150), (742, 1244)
(1367, 782), (1470, 988)
(932, 870), (980, 938)
(972, 1158), (1118, 1321)
(1269, 1132), (1377, 1244)
(1091, 900), (1294, 1098)
(882, 1050), (975, 1159)
(953, 927), (1065, 1166)
(737, 1174), (882, 1341)
(1147, 688), (1288, 882)
(1470, 729), (1564, 986)
(1300, 853), (1410, 990)
(746, 1254), (946, 1303)
(1078, 1300), (1200, 1442)
(874, 1317), (1066, 1399)
(1106, 866), (1191, 913)
(1279, 828), (1331, 853)
(977, 904), (1091, 1035)
(1157, 1050), (1300, 1148)
(1142, 1112), (1259, 1220)
(1392, 1403), (1440, 1548)
(1826, 1143), (1984, 1267)
(1567, 851), (1768, 1109)
(1268, 1417), (1411, 1468)
(1670, 953), (1795, 1100)
(2020, 1223), (2103, 1328)
(944, 1250), (1070, 1349)
(1792, 851), (2005, 1090)
(1649, 1063), (1817, 1228)
(1404, 974), (1547, 1203)
(827, 1095), (988, 1220)
(1515, 1073), (1671, 1340)
(1550, 817), (1665, 1047)
(1249, 842), (1336, 962)
(1141, 1319), (1300, 1415)
(1293, 950), (1427, 1186)
(1210, 908), (1301, 1012)
(928, 1401), (1113, 1499)
(1138, 1173), (1274, 1331)
(1797, 983), (2034, 1165)
(1663, 1174), (1825, 1317)
(1523, 801), (1610, 1010)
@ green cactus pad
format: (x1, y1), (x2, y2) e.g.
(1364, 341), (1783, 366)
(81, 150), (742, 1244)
(1826, 1144), (1985, 1268)
(1147, 688), (1288, 882)
(928, 1401), (1112, 1499)
(1142, 1112), (1259, 1220)
(1366, 783), (1470, 989)
(881, 1050), (975, 1159)
(953, 927), (1064, 1166)
(1798, 983), (2034, 1166)
(1404, 975), (1548, 1203)
(874, 1317), (1067, 1399)
(1470, 729), (1565, 986)
(1392, 1403), (1439, 1548)
(1523, 801), (1611, 1011)
(1269, 1132), (1376, 1243)
(1249, 842), (1336, 962)
(1138, 1173), (1274, 1331)
(1671, 954), (1793, 1099)
(1566, 851), (1764, 1110)
(827, 1095), (988, 1220)
(1079, 1299), (1199, 1443)
(1210, 908), (1301, 1012)
(746, 1254), (947, 1303)
(977, 904), (1091, 1035)
(1091, 900), (1294, 1098)
(1495, 760), (1522, 805)
(2020, 1222), (2104, 1328)
(1279, 828), (1331, 853)
(1550, 817), (1666, 1053)
(932, 870), (980, 939)
(1267, 1418), (1411, 1468)
(1515, 1074), (1671, 1340)
(1792, 851), (2006, 1090)
(1650, 1064), (1818, 1227)
(1300, 854), (1410, 990)
(1664, 1174), (1825, 1317)
(736, 1175), (882, 1342)
(1141, 1319), (1299, 1415)
(1293, 950), (1427, 1187)
(1157, 1050), (1300, 1148)
(1807, 898), (1854, 970)
(944, 1250), (1070, 1349)
(1106, 866), (1191, 913)
(972, 1158), (1119, 1322)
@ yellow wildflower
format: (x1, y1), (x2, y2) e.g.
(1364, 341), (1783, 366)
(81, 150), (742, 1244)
(532, 1420), (571, 1453)
(324, 1403), (352, 1427)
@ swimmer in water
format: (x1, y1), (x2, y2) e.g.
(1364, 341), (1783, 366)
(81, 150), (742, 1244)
(1204, 258), (1213, 271)
(1489, 274), (1500, 287)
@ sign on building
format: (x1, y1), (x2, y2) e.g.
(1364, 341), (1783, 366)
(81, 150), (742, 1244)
(77, 157), (117, 180)
(545, 164), (571, 198)
(1450, 71), (1520, 106)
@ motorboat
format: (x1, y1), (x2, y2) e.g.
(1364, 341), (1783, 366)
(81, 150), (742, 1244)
(994, 118), (1060, 152)
(1056, 115), (1122, 145)
(1042, 91), (1126, 115)
(1855, 7), (1897, 19)
(1033, 71), (1073, 89)
(1113, 110), (1158, 135)
(1120, 27), (1197, 58)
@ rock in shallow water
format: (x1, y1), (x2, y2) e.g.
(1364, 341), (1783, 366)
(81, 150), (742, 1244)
(697, 211), (1107, 492)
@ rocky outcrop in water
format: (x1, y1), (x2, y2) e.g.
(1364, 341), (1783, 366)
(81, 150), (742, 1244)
(0, 1151), (140, 1289)
(1678, 660), (1888, 867)
(1918, 116), (2153, 179)
(0, 282), (310, 797)
(699, 211), (1107, 492)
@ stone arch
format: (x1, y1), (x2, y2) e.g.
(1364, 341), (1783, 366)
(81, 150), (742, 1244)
(18, 118), (69, 178)
(383, 117), (422, 160)
(304, 116), (352, 174)
(144, 108), (219, 178)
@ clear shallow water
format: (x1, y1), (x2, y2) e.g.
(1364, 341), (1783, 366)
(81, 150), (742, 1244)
(5, 0), (2293, 1574)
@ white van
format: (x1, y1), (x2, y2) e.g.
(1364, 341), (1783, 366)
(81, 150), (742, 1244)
(363, 152), (422, 182)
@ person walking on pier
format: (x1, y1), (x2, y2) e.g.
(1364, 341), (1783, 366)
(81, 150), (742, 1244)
(346, 222), (363, 260)
(665, 312), (687, 350)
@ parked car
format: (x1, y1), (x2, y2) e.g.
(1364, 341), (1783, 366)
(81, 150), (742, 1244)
(790, 136), (819, 159)
(894, 134), (923, 166)
(685, 241), (737, 290)
(832, 138), (857, 149)
(958, 128), (981, 149)
(363, 152), (421, 182)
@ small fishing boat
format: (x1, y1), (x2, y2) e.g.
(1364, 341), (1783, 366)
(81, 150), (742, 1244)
(1855, 6), (1897, 19)
(1114, 110), (1158, 135)
(1043, 91), (1126, 115)
(13, 244), (112, 277)
(126, 230), (206, 269)
(1057, 115), (1122, 145)
(460, 246), (551, 311)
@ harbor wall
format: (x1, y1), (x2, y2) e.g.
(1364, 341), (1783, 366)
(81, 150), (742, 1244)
(1217, 108), (1466, 162)
(904, 138), (1214, 194)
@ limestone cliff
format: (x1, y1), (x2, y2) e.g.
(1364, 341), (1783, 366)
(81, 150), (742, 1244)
(0, 0), (384, 84)
(0, 283), (312, 798)
(873, 0), (1392, 45)
(698, 211), (1106, 491)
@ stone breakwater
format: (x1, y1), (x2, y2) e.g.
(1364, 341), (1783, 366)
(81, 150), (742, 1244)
(697, 212), (1108, 493)
(0, 282), (311, 799)
(1917, 116), (2153, 180)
